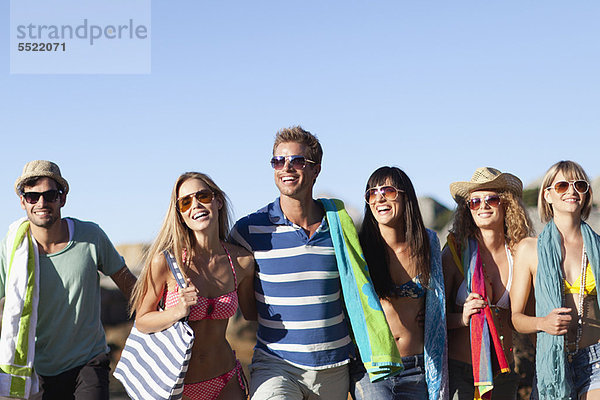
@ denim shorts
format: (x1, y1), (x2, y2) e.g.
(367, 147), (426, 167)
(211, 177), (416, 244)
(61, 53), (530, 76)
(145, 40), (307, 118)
(570, 342), (600, 396)
(350, 354), (427, 400)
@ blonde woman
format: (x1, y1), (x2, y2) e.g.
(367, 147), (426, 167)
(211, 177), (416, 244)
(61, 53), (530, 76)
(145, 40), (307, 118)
(443, 167), (533, 399)
(511, 161), (600, 399)
(129, 172), (256, 400)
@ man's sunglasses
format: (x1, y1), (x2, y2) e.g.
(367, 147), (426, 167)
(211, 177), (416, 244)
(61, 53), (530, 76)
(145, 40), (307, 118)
(365, 186), (403, 204)
(546, 180), (589, 195)
(468, 195), (501, 210)
(21, 189), (63, 204)
(177, 190), (214, 213)
(270, 155), (317, 170)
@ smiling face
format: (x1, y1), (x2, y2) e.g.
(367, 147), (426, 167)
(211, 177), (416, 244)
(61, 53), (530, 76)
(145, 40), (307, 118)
(20, 177), (65, 229)
(368, 180), (404, 228)
(177, 178), (222, 233)
(273, 141), (321, 200)
(468, 190), (505, 231)
(544, 170), (587, 218)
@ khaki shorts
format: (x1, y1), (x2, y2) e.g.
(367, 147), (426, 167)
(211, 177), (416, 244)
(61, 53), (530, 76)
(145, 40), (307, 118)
(249, 350), (349, 400)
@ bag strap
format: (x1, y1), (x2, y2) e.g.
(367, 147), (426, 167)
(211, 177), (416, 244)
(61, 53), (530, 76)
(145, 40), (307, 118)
(163, 250), (187, 289)
(162, 250), (190, 322)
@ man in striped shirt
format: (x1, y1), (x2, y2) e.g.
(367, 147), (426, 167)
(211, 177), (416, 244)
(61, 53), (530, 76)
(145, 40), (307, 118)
(230, 126), (354, 399)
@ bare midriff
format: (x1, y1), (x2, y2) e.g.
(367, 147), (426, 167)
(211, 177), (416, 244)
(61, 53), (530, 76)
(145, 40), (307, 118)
(381, 296), (425, 357)
(184, 319), (236, 383)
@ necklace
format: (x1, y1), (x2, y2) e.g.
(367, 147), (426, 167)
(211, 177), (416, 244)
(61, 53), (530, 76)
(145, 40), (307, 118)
(564, 244), (587, 362)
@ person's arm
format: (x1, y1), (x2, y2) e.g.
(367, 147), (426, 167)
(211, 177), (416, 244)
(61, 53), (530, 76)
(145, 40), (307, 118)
(442, 247), (486, 329)
(510, 237), (571, 335)
(135, 254), (198, 334)
(234, 247), (257, 321)
(228, 222), (257, 320)
(110, 266), (137, 302)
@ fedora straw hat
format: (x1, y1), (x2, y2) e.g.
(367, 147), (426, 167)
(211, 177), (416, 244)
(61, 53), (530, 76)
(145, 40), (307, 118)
(15, 160), (69, 195)
(449, 167), (522, 203)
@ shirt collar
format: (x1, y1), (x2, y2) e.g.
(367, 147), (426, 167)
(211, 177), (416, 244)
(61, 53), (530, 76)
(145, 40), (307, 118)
(267, 197), (329, 232)
(267, 197), (287, 225)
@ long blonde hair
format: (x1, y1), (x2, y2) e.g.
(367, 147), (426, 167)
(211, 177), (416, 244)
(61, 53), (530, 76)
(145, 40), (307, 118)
(129, 172), (231, 316)
(450, 190), (534, 252)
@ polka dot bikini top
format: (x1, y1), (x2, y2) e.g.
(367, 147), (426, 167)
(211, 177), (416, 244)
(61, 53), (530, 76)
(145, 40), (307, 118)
(163, 244), (238, 320)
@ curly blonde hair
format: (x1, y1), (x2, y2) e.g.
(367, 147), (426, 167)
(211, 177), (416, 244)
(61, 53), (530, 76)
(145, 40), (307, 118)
(450, 190), (534, 251)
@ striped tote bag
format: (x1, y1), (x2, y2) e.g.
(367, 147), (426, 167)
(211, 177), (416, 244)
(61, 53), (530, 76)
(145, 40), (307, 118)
(114, 251), (195, 400)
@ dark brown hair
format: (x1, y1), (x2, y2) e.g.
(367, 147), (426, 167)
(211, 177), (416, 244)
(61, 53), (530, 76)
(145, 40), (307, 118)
(359, 166), (431, 299)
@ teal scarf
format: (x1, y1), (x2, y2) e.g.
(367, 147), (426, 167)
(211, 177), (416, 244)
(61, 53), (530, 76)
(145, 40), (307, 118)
(536, 220), (600, 399)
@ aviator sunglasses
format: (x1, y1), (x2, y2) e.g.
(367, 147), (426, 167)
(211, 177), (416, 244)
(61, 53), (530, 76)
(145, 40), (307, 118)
(21, 189), (63, 204)
(546, 180), (589, 195)
(468, 195), (501, 210)
(365, 186), (404, 204)
(270, 155), (317, 170)
(177, 190), (214, 213)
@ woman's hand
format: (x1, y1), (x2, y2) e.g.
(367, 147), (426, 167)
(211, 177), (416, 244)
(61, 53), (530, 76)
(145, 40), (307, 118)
(539, 307), (572, 335)
(174, 279), (199, 320)
(462, 293), (487, 327)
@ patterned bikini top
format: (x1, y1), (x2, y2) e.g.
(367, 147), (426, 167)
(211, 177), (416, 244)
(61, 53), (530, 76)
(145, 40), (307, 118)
(390, 275), (425, 299)
(163, 244), (238, 320)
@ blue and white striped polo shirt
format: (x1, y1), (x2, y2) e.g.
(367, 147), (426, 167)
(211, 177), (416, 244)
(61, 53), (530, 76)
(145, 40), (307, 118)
(230, 198), (354, 369)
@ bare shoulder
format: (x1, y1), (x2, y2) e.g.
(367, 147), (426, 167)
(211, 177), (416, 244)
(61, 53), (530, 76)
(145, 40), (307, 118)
(149, 252), (170, 279)
(223, 242), (255, 271)
(150, 252), (169, 268)
(513, 237), (538, 274)
(142, 252), (172, 295)
(514, 237), (538, 260)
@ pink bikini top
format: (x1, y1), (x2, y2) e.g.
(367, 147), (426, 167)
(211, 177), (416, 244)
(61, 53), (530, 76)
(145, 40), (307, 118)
(163, 245), (238, 321)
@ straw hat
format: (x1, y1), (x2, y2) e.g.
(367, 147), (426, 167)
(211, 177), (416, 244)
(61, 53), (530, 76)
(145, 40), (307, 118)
(449, 167), (522, 203)
(15, 160), (69, 195)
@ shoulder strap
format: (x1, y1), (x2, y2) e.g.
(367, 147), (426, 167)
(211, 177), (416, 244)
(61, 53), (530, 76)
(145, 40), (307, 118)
(220, 243), (238, 289)
(163, 250), (187, 289)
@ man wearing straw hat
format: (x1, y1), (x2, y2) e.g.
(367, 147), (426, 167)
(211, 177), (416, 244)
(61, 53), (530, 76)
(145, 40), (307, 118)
(0, 160), (136, 399)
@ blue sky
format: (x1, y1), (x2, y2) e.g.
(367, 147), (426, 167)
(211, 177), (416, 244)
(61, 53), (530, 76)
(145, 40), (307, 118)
(1, 1), (599, 245)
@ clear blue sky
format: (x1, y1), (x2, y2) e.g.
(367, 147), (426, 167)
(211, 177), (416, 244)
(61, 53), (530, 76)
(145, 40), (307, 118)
(1, 1), (598, 245)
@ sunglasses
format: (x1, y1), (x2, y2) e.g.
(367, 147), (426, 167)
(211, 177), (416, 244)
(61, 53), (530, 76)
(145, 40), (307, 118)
(177, 190), (214, 213)
(468, 195), (501, 210)
(546, 180), (589, 195)
(21, 189), (63, 204)
(270, 155), (317, 170)
(365, 186), (403, 204)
